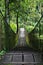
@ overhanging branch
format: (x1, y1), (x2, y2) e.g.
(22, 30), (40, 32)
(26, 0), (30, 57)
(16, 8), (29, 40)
(0, 10), (4, 18)
(30, 15), (43, 33)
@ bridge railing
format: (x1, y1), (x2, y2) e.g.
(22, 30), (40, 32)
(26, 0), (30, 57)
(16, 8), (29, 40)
(29, 15), (43, 51)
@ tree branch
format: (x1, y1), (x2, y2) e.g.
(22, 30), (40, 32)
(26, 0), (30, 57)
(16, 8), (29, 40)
(30, 15), (43, 33)
(0, 10), (4, 18)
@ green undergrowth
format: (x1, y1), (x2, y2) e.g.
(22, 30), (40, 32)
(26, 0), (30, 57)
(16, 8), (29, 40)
(35, 33), (43, 40)
(0, 50), (6, 56)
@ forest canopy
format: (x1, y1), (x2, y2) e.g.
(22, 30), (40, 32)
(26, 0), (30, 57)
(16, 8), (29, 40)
(0, 0), (43, 33)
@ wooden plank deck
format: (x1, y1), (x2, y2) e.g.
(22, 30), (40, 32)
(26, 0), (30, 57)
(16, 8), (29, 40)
(1, 51), (43, 65)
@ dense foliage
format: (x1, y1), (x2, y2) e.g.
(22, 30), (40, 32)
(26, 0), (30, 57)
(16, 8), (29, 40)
(0, 0), (43, 51)
(0, 0), (43, 31)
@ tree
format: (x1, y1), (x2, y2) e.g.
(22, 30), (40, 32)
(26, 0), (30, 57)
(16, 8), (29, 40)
(5, 0), (10, 51)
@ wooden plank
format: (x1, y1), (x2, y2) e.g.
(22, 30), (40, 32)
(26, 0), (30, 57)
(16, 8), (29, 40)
(2, 62), (43, 64)
(34, 54), (42, 62)
(24, 54), (33, 62)
(3, 55), (12, 62)
(13, 55), (22, 62)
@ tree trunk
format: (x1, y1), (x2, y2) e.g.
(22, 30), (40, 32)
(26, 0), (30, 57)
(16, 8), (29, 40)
(16, 12), (18, 33)
(5, 0), (10, 51)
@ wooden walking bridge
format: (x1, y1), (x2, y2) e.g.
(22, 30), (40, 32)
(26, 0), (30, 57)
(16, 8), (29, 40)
(0, 15), (43, 65)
